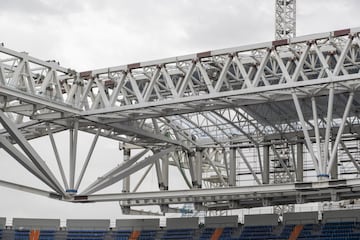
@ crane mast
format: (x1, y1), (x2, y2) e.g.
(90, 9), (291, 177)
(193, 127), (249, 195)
(275, 0), (296, 39)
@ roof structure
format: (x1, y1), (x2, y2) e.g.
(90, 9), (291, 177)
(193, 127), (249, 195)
(1, 1), (360, 215)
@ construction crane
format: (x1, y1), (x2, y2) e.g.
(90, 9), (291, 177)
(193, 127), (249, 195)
(275, 0), (296, 39)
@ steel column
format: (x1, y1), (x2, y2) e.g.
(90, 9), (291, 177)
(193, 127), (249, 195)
(263, 144), (270, 184)
(296, 141), (303, 182)
(122, 148), (131, 192)
(327, 92), (354, 174)
(229, 147), (237, 186)
(0, 110), (65, 195)
(330, 140), (338, 180)
(323, 85), (335, 174)
(69, 120), (79, 192)
(292, 91), (320, 175)
(195, 148), (203, 188)
(75, 130), (100, 190)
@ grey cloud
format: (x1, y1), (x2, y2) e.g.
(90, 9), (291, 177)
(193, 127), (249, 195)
(0, 0), (84, 15)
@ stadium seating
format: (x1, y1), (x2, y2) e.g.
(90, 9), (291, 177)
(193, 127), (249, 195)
(112, 230), (132, 240)
(14, 229), (29, 240)
(199, 227), (214, 239)
(237, 225), (280, 240)
(66, 230), (107, 240)
(297, 221), (360, 240)
(161, 228), (195, 240)
(137, 230), (157, 240)
(199, 227), (236, 240)
(112, 229), (158, 240)
(13, 229), (56, 240)
(38, 230), (56, 240)
(4, 210), (360, 240)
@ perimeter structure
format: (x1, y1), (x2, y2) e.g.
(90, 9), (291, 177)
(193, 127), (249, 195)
(1, 27), (360, 214)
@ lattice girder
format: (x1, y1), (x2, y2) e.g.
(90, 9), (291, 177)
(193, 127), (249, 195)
(2, 28), (360, 213)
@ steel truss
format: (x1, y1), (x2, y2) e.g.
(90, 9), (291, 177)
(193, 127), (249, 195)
(2, 28), (360, 213)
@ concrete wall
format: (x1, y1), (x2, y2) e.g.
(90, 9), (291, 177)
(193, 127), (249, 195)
(66, 219), (110, 230)
(166, 217), (198, 229)
(12, 218), (60, 230)
(0, 218), (6, 228)
(204, 216), (238, 228)
(116, 219), (159, 230)
(283, 212), (318, 224)
(244, 214), (278, 226)
(323, 209), (360, 223)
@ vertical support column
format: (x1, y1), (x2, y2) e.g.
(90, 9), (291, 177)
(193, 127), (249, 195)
(330, 140), (338, 179)
(195, 147), (203, 188)
(327, 92), (354, 175)
(69, 128), (74, 189)
(296, 141), (304, 182)
(323, 85), (335, 174)
(223, 148), (230, 179)
(194, 147), (204, 211)
(229, 147), (237, 186)
(68, 120), (78, 194)
(121, 147), (131, 214)
(162, 155), (169, 190)
(188, 151), (197, 188)
(122, 148), (131, 193)
(160, 153), (169, 213)
(154, 157), (164, 189)
(263, 144), (270, 184)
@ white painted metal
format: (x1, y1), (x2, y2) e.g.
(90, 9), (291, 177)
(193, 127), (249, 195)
(327, 92), (354, 174)
(75, 129), (100, 190)
(2, 27), (360, 213)
(275, 0), (296, 40)
(48, 128), (69, 190)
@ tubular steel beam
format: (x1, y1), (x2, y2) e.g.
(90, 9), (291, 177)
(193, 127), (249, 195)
(3, 27), (360, 212)
(70, 178), (360, 208)
(83, 147), (176, 195)
(0, 110), (65, 195)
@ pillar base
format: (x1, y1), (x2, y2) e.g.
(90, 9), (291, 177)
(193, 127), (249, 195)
(66, 189), (77, 194)
(317, 174), (330, 181)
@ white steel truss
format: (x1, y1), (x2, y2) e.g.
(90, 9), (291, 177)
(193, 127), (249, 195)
(2, 28), (360, 213)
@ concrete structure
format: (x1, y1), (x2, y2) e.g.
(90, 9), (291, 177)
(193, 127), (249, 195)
(323, 209), (360, 223)
(115, 219), (159, 230)
(283, 212), (318, 224)
(66, 219), (110, 230)
(205, 216), (238, 228)
(12, 218), (60, 230)
(244, 214), (279, 226)
(166, 217), (199, 229)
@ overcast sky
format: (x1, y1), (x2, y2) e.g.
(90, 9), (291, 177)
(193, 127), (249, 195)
(1, 0), (360, 224)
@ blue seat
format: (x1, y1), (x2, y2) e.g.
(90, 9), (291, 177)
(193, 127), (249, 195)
(66, 230), (106, 240)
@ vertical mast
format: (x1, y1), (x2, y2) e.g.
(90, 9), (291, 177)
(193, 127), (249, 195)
(275, 0), (296, 40)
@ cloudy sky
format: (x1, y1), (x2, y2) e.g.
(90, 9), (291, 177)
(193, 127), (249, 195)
(1, 0), (360, 224)
(1, 0), (359, 71)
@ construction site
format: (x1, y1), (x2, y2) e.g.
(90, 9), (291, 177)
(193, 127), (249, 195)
(1, 0), (360, 239)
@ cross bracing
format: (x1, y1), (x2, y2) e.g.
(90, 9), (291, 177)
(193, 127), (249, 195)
(2, 28), (360, 213)
(275, 0), (296, 40)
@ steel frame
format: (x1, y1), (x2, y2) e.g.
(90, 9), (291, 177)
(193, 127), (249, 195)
(275, 0), (296, 40)
(2, 28), (360, 213)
